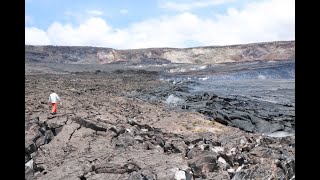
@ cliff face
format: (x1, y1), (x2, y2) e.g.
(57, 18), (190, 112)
(25, 41), (295, 64)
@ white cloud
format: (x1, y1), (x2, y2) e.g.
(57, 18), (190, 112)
(64, 10), (104, 24)
(25, 0), (294, 49)
(25, 15), (33, 25)
(46, 18), (112, 47)
(25, 27), (50, 45)
(160, 0), (234, 11)
(86, 10), (104, 16)
(120, 9), (128, 15)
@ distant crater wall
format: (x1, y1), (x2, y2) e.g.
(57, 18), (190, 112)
(25, 41), (295, 64)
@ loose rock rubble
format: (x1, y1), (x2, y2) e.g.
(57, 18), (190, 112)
(25, 68), (295, 180)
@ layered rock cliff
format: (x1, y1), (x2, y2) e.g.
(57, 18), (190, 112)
(25, 41), (295, 64)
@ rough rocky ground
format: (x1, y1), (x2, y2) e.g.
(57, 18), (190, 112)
(25, 66), (295, 180)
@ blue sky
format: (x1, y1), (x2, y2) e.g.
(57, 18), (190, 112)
(25, 0), (295, 49)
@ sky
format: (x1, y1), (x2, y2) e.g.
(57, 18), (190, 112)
(25, 0), (295, 49)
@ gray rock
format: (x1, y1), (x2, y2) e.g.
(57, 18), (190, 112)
(188, 153), (219, 178)
(231, 119), (255, 132)
(44, 130), (55, 144)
